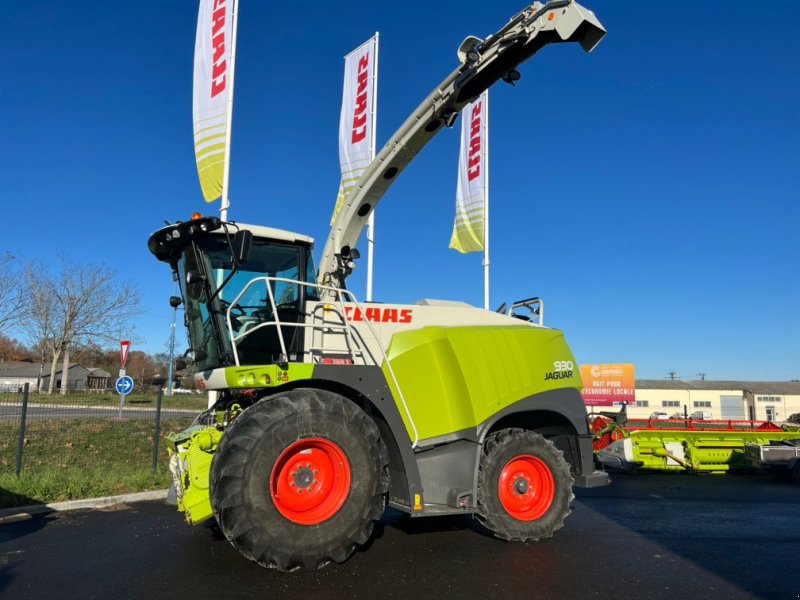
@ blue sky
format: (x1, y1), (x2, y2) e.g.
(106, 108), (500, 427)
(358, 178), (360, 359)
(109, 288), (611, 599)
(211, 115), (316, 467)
(3, 1), (798, 380)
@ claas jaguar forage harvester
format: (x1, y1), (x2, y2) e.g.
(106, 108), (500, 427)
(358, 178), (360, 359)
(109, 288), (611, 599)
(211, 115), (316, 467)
(148, 0), (608, 571)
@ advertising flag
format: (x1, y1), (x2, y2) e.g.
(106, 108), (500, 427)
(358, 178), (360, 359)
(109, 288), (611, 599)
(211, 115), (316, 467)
(450, 91), (488, 253)
(193, 0), (234, 203)
(331, 35), (379, 225)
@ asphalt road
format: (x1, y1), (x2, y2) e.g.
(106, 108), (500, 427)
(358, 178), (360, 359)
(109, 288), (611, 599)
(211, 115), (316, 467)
(1, 472), (799, 599)
(0, 405), (196, 421)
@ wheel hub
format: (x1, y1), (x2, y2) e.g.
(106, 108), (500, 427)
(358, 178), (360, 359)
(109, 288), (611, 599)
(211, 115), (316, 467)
(293, 466), (315, 489)
(497, 454), (555, 521)
(270, 438), (351, 525)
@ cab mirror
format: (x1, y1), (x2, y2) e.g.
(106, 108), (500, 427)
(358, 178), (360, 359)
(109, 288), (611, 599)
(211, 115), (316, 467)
(233, 230), (252, 265)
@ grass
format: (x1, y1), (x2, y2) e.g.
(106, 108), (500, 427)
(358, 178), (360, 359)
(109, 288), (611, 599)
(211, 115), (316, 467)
(0, 416), (195, 508)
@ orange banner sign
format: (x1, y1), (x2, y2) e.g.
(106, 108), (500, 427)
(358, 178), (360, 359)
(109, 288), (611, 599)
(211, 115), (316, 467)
(580, 363), (635, 407)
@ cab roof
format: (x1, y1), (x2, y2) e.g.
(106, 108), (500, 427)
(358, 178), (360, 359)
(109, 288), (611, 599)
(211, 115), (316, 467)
(148, 216), (314, 263)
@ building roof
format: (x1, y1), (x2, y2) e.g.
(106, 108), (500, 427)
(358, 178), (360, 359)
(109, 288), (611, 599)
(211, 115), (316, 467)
(0, 361), (41, 378)
(0, 362), (112, 379)
(48, 364), (88, 376)
(637, 379), (800, 395)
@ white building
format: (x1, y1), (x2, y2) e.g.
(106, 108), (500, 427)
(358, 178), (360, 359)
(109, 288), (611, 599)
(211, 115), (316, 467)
(627, 380), (800, 422)
(0, 361), (41, 392)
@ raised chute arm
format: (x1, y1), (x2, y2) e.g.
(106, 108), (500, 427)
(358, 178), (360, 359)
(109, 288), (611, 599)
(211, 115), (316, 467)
(319, 0), (605, 287)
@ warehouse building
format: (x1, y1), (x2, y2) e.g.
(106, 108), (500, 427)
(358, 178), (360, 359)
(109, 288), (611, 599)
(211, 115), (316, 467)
(0, 361), (111, 392)
(626, 380), (800, 422)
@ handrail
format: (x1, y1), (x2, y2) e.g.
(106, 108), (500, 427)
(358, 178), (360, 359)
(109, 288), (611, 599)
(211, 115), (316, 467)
(509, 296), (544, 326)
(224, 276), (420, 447)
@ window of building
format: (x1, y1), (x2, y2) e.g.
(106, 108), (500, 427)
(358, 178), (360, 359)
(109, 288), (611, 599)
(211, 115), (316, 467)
(636, 400), (649, 407)
(757, 395), (781, 402)
(662, 400), (680, 407)
(693, 401), (711, 408)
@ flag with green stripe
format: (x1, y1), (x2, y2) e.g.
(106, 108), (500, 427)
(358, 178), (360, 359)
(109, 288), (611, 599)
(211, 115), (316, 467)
(331, 35), (378, 225)
(193, 0), (234, 203)
(450, 91), (488, 253)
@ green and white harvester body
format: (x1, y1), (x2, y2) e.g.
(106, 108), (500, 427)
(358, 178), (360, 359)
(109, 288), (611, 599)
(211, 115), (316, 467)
(148, 0), (608, 571)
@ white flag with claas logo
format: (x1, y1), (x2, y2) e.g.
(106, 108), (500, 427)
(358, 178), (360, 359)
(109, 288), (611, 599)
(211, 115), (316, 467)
(330, 35), (378, 225)
(193, 0), (234, 203)
(450, 91), (488, 253)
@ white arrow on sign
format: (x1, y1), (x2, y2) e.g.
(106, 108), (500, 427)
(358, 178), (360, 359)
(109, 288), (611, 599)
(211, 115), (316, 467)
(116, 376), (134, 395)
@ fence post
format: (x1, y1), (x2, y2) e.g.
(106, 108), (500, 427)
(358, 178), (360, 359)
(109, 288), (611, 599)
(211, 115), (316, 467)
(152, 387), (164, 473)
(15, 383), (30, 477)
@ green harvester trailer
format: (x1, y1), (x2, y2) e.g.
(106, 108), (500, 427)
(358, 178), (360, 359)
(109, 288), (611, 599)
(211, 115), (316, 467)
(593, 414), (800, 474)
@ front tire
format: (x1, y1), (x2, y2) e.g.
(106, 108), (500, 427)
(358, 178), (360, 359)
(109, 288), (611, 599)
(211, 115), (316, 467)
(476, 428), (574, 541)
(209, 388), (389, 570)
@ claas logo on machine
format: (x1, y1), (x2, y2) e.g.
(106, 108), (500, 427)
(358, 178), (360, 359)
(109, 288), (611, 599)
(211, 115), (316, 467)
(344, 306), (413, 324)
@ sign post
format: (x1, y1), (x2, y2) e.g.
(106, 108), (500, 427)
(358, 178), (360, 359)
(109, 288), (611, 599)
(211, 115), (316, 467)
(117, 340), (132, 418)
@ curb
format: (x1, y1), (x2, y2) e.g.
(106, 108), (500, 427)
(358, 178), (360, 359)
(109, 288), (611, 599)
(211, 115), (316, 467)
(0, 489), (169, 521)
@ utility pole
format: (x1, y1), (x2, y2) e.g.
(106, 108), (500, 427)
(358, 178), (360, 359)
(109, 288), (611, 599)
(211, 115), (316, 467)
(166, 281), (182, 396)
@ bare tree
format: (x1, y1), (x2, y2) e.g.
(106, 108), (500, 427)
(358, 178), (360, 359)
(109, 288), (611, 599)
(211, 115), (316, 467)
(0, 252), (26, 335)
(125, 350), (159, 389)
(22, 260), (141, 394)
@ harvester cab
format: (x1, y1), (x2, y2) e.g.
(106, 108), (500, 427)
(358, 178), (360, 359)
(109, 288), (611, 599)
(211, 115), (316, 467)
(148, 216), (318, 372)
(148, 0), (608, 572)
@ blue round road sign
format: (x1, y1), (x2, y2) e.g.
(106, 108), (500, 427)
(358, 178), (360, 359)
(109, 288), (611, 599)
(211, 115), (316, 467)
(116, 376), (134, 395)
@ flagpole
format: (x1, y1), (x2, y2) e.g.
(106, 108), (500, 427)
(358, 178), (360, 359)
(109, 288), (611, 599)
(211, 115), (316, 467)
(366, 32), (379, 302)
(209, 0), (239, 409)
(220, 0), (239, 222)
(483, 92), (490, 310)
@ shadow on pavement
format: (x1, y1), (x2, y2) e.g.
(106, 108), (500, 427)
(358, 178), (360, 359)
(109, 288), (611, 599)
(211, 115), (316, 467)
(575, 470), (800, 598)
(0, 512), (53, 543)
(0, 513), (54, 595)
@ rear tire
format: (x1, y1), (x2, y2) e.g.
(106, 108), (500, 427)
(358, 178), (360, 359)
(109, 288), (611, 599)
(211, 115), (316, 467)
(476, 428), (574, 541)
(209, 388), (389, 570)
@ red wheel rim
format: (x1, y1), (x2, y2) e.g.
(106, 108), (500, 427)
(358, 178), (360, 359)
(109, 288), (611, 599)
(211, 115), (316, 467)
(270, 437), (351, 525)
(498, 454), (555, 521)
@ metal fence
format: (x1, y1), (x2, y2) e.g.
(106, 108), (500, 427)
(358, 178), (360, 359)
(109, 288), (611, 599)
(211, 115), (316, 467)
(0, 384), (202, 482)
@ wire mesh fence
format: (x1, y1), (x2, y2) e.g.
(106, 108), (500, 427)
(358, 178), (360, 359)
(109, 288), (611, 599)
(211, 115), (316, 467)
(0, 384), (203, 508)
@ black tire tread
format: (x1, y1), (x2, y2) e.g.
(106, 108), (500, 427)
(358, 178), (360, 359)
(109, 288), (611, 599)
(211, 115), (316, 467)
(476, 427), (574, 542)
(209, 388), (389, 571)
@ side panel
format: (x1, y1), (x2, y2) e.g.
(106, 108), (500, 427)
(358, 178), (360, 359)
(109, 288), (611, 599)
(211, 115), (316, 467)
(383, 326), (582, 440)
(415, 440), (480, 510)
(310, 364), (423, 511)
